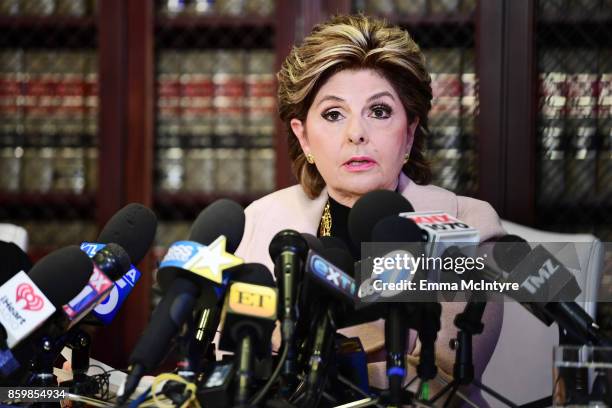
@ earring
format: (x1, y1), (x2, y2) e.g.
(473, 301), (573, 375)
(404, 153), (410, 164)
(306, 153), (315, 164)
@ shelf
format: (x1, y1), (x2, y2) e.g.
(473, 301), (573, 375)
(538, 14), (612, 25)
(154, 191), (267, 219)
(156, 15), (275, 29)
(392, 12), (475, 26)
(537, 19), (612, 47)
(388, 14), (475, 48)
(0, 15), (96, 29)
(0, 16), (97, 48)
(0, 192), (96, 218)
(155, 15), (274, 49)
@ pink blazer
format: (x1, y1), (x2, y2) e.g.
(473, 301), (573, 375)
(234, 172), (506, 388)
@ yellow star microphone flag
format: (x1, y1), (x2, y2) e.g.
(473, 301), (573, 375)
(182, 235), (243, 284)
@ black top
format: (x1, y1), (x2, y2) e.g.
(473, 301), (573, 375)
(319, 195), (361, 261)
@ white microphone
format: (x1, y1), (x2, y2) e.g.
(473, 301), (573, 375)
(400, 211), (480, 258)
(0, 271), (57, 349)
(0, 246), (94, 350)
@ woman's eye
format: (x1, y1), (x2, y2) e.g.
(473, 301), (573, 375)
(371, 105), (391, 119)
(322, 110), (343, 121)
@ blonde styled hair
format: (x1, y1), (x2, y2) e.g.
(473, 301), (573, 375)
(277, 14), (433, 198)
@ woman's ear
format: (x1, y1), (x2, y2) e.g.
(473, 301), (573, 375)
(290, 118), (310, 154)
(406, 116), (420, 153)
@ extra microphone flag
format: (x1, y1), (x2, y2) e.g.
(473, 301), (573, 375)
(305, 250), (357, 304)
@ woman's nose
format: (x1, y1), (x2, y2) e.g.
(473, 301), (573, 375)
(346, 117), (368, 144)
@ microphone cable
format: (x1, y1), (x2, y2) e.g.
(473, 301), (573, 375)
(249, 341), (290, 406)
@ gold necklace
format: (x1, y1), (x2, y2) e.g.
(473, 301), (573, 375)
(319, 201), (332, 237)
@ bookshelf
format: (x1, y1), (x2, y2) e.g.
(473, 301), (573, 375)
(1, 0), (610, 366)
(0, 4), (100, 262)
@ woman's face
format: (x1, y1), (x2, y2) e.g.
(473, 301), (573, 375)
(291, 69), (419, 206)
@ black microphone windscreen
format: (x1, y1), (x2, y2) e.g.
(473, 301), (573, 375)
(301, 233), (324, 252)
(319, 247), (354, 277)
(493, 235), (530, 271)
(190, 199), (245, 252)
(348, 190), (414, 246)
(0, 241), (32, 285)
(231, 263), (275, 287)
(269, 229), (309, 262)
(129, 277), (199, 370)
(28, 245), (93, 307)
(98, 203), (157, 265)
(319, 236), (350, 253)
(371, 216), (424, 243)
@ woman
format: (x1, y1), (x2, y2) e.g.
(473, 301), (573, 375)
(235, 14), (505, 405)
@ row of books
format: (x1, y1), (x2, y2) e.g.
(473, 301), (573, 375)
(0, 49), (98, 194)
(538, 48), (612, 206)
(156, 146), (275, 193)
(156, 49), (275, 148)
(0, 49), (99, 140)
(353, 0), (476, 16)
(158, 0), (274, 17)
(0, 0), (97, 16)
(0, 144), (278, 195)
(0, 144), (96, 193)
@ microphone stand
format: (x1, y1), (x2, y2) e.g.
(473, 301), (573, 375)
(385, 304), (408, 407)
(429, 301), (518, 408)
(29, 333), (63, 408)
(416, 302), (441, 384)
(175, 308), (218, 381)
(60, 329), (99, 405)
(300, 308), (336, 408)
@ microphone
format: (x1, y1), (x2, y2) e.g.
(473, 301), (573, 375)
(348, 191), (446, 404)
(0, 246), (94, 377)
(401, 210), (480, 258)
(86, 202), (158, 324)
(218, 263), (277, 408)
(301, 233), (324, 253)
(348, 190), (416, 247)
(300, 244), (355, 408)
(493, 236), (610, 346)
(371, 215), (426, 406)
(268, 229), (309, 394)
(117, 199), (245, 403)
(0, 241), (32, 285)
(348, 190), (419, 406)
(62, 243), (132, 328)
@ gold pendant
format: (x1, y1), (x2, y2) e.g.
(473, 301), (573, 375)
(319, 201), (332, 237)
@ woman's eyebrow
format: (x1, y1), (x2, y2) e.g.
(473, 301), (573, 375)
(315, 95), (344, 107)
(315, 91), (395, 107)
(366, 91), (395, 102)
